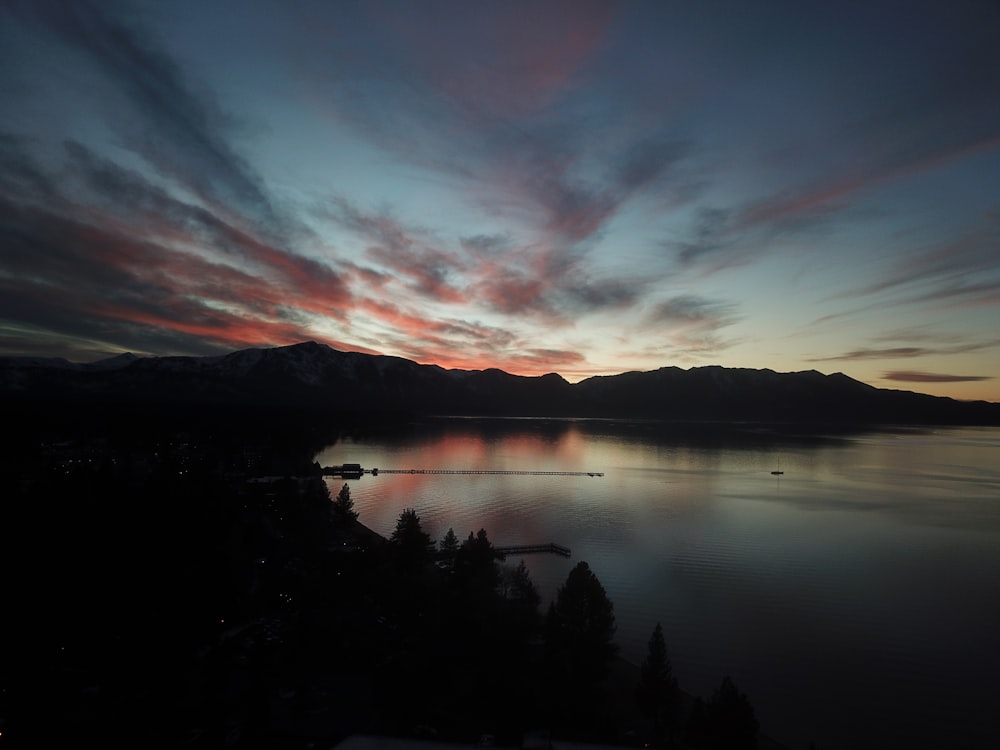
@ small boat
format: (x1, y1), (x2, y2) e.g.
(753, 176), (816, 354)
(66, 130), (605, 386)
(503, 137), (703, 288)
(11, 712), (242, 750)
(771, 470), (784, 475)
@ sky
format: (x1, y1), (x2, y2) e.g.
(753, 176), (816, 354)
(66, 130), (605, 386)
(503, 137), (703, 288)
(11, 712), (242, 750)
(2, 0), (999, 401)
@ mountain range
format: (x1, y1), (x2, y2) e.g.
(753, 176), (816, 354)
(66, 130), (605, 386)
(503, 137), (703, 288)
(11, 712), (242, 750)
(2, 340), (998, 426)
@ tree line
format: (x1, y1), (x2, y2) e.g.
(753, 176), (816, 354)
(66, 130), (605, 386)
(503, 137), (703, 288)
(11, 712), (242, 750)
(3, 425), (761, 749)
(354, 486), (761, 748)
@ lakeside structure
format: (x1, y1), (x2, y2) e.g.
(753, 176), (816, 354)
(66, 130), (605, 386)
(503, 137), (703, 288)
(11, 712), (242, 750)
(322, 464), (604, 478)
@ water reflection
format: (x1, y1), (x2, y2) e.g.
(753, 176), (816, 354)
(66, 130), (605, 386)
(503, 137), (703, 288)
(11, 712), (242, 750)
(315, 420), (1000, 750)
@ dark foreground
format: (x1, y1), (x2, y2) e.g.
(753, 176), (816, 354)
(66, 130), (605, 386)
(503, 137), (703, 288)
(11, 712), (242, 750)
(1, 408), (786, 749)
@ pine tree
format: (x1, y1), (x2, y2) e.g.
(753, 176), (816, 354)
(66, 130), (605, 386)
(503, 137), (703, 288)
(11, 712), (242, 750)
(332, 482), (358, 522)
(542, 561), (619, 737)
(389, 507), (434, 569)
(500, 559), (542, 635)
(637, 622), (679, 743)
(501, 560), (541, 607)
(439, 527), (460, 556)
(684, 697), (711, 748)
(707, 675), (759, 749)
(454, 528), (502, 598)
(546, 561), (618, 683)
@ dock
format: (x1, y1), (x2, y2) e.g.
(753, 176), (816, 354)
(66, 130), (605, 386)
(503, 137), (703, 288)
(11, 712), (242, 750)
(375, 468), (602, 477)
(434, 542), (571, 561)
(322, 465), (603, 478)
(495, 543), (571, 558)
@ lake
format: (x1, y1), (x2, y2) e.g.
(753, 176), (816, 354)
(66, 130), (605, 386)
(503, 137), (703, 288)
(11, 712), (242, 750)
(315, 418), (1000, 750)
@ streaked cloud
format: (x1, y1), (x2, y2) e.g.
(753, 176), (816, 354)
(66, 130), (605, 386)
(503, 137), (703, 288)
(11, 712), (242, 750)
(883, 371), (992, 384)
(810, 339), (1000, 363)
(1, 0), (998, 399)
(644, 295), (741, 354)
(327, 197), (467, 303)
(7, 0), (281, 227)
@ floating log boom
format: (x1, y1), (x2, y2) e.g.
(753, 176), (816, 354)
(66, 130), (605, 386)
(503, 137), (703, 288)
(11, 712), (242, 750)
(322, 465), (603, 478)
(495, 543), (571, 558)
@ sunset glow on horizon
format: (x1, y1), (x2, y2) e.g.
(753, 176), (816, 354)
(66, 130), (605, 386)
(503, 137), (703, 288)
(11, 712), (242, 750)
(2, 1), (999, 401)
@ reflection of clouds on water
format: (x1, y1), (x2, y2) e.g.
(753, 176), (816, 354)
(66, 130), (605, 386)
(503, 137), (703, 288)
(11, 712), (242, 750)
(316, 419), (1000, 750)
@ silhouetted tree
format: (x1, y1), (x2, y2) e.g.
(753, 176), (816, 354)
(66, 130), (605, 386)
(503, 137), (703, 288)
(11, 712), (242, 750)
(500, 559), (541, 607)
(437, 528), (505, 646)
(545, 561), (618, 685)
(543, 561), (619, 738)
(453, 528), (503, 605)
(438, 527), (460, 568)
(389, 508), (434, 570)
(499, 559), (542, 636)
(685, 697), (712, 748)
(332, 482), (358, 522)
(706, 675), (759, 749)
(637, 622), (679, 744)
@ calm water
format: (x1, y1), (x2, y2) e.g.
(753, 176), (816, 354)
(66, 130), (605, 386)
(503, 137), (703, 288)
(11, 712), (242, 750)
(315, 419), (1000, 750)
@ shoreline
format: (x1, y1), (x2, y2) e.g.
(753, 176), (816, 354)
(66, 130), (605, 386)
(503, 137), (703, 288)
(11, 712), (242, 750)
(344, 517), (791, 750)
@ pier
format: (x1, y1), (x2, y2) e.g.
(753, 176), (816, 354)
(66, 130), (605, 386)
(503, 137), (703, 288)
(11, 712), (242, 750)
(375, 468), (603, 477)
(322, 465), (603, 478)
(495, 543), (571, 558)
(434, 542), (571, 561)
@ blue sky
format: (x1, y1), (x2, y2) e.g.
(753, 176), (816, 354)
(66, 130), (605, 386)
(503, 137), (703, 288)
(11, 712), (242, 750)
(2, 0), (999, 400)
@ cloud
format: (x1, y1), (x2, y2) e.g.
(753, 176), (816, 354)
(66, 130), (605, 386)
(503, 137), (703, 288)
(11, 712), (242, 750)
(327, 193), (652, 322)
(408, 343), (585, 377)
(3, 0), (997, 389)
(812, 347), (927, 362)
(275, 3), (705, 339)
(297, 2), (693, 305)
(561, 277), (642, 311)
(0, 196), (323, 354)
(59, 141), (352, 315)
(0, 130), (358, 359)
(851, 217), (1000, 303)
(9, 0), (280, 226)
(669, 207), (733, 266)
(500, 347), (586, 373)
(461, 138), (685, 315)
(0, 134), (59, 203)
(810, 339), (1000, 362)
(648, 295), (738, 328)
(352, 295), (509, 356)
(460, 240), (644, 321)
(1, 121), (650, 368)
(644, 294), (741, 353)
(469, 263), (553, 317)
(376, 0), (616, 119)
(882, 371), (993, 384)
(289, 1), (616, 196)
(327, 197), (467, 304)
(460, 233), (513, 256)
(487, 129), (691, 249)
(811, 213), (1000, 329)
(870, 327), (963, 344)
(349, 293), (584, 376)
(731, 10), (1000, 238)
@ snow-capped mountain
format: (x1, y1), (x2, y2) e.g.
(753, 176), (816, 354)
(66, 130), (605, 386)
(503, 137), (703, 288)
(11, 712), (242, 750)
(2, 341), (998, 425)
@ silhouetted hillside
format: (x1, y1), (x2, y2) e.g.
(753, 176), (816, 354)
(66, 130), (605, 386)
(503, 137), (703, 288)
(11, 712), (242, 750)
(2, 341), (998, 426)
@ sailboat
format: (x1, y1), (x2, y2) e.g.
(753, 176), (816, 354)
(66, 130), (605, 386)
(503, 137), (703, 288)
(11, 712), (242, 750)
(771, 455), (784, 475)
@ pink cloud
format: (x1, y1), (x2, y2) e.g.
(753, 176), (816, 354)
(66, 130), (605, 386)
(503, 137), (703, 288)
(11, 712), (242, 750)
(404, 346), (584, 378)
(381, 0), (615, 117)
(329, 198), (467, 304)
(92, 299), (312, 351)
(739, 131), (1000, 232)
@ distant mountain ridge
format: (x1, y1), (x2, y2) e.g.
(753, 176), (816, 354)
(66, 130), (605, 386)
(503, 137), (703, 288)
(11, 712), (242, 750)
(2, 340), (998, 425)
